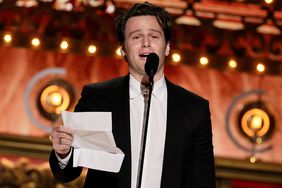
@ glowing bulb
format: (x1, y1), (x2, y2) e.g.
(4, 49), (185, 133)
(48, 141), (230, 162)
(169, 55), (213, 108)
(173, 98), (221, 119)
(105, 1), (115, 14)
(172, 53), (181, 63)
(250, 115), (263, 131)
(3, 34), (12, 43)
(88, 45), (97, 54)
(228, 59), (237, 69)
(265, 0), (273, 4)
(116, 47), (122, 56)
(48, 92), (63, 106)
(31, 37), (40, 47)
(256, 137), (263, 144)
(256, 63), (265, 73)
(250, 156), (257, 163)
(200, 56), (209, 65)
(60, 40), (69, 50)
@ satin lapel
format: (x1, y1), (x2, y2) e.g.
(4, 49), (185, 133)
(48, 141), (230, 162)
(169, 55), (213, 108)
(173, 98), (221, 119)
(111, 75), (131, 188)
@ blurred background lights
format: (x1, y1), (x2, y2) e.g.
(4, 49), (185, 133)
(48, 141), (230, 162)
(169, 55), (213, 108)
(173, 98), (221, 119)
(256, 137), (263, 144)
(116, 46), (122, 56)
(200, 56), (209, 65)
(265, 0), (273, 4)
(250, 156), (257, 163)
(105, 1), (115, 14)
(88, 45), (97, 54)
(31, 37), (40, 47)
(60, 40), (69, 50)
(250, 115), (263, 131)
(228, 59), (237, 69)
(171, 53), (181, 63)
(256, 63), (265, 73)
(4, 34), (12, 43)
(47, 91), (63, 107)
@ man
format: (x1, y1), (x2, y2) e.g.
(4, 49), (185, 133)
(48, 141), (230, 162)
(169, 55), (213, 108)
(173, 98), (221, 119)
(49, 2), (216, 188)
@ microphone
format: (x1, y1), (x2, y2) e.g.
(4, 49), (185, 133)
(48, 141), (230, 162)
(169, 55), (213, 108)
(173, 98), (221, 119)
(144, 53), (159, 78)
(137, 52), (159, 188)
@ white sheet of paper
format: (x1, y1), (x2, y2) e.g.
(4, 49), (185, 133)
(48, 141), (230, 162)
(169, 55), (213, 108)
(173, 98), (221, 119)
(61, 111), (125, 173)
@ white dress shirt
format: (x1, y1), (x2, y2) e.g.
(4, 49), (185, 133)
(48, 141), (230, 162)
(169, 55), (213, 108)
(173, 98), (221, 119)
(129, 75), (167, 188)
(56, 75), (168, 188)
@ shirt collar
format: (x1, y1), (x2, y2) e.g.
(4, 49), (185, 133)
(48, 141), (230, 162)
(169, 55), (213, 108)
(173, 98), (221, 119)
(129, 74), (167, 101)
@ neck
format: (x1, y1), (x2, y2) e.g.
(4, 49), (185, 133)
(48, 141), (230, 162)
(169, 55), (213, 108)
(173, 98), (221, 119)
(130, 71), (163, 84)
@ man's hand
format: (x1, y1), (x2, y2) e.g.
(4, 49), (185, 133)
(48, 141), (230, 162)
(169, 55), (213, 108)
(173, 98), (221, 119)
(51, 125), (74, 159)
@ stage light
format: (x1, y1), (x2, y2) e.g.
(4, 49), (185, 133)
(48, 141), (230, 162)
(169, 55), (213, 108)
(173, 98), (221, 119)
(237, 101), (276, 144)
(256, 63), (265, 73)
(257, 20), (281, 35)
(265, 0), (273, 4)
(175, 3), (201, 27)
(256, 6), (281, 35)
(171, 53), (181, 64)
(31, 37), (40, 47)
(40, 85), (69, 114)
(250, 156), (257, 163)
(228, 59), (237, 69)
(88, 44), (97, 54)
(37, 79), (75, 121)
(199, 56), (209, 66)
(250, 114), (263, 131)
(256, 137), (263, 144)
(213, 15), (244, 31)
(3, 34), (12, 43)
(175, 14), (201, 26)
(16, 0), (38, 7)
(105, 0), (115, 14)
(60, 40), (69, 50)
(115, 46), (122, 57)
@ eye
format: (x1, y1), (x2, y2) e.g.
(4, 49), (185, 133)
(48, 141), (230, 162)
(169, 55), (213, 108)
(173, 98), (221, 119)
(150, 33), (160, 39)
(132, 35), (141, 40)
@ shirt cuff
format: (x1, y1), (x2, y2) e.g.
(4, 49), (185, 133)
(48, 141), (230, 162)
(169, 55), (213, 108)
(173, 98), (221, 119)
(55, 147), (73, 169)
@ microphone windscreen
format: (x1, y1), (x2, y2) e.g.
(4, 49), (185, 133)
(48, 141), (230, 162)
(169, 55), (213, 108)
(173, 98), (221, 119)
(145, 53), (159, 77)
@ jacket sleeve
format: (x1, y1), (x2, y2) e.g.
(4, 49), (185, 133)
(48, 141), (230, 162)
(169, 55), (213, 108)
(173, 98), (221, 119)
(49, 86), (89, 183)
(49, 149), (83, 183)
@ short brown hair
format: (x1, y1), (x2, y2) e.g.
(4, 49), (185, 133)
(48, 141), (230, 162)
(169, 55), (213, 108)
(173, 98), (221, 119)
(115, 2), (171, 45)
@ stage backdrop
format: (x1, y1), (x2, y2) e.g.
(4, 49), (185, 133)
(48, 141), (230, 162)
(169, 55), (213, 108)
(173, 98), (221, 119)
(0, 47), (281, 164)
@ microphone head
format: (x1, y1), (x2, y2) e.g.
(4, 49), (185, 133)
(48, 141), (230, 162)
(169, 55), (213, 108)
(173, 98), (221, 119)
(145, 53), (159, 77)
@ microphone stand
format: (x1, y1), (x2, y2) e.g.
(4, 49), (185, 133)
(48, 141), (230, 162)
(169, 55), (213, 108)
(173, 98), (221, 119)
(136, 75), (154, 188)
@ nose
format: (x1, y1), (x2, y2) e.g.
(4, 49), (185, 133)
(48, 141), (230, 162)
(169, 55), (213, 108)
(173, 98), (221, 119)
(142, 36), (151, 47)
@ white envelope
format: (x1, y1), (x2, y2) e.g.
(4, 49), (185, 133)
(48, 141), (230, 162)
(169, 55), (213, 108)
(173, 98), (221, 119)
(61, 111), (125, 173)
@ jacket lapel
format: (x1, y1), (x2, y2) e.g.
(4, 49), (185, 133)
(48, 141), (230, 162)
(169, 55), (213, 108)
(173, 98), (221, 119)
(111, 75), (132, 188)
(161, 79), (184, 188)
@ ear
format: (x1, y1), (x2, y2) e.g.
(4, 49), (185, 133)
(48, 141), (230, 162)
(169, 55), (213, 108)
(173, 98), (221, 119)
(120, 46), (126, 56)
(120, 46), (128, 62)
(165, 41), (170, 56)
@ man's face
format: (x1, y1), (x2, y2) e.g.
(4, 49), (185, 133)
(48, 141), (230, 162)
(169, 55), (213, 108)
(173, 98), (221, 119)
(121, 15), (170, 81)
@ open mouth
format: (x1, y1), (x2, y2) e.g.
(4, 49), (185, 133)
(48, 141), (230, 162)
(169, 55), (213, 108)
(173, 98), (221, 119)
(139, 54), (149, 57)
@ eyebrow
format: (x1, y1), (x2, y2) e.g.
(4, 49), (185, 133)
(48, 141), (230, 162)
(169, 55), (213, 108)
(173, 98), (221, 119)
(128, 29), (162, 38)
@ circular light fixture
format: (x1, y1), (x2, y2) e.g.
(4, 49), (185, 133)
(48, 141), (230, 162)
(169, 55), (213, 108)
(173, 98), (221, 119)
(37, 79), (75, 121)
(60, 40), (69, 50)
(237, 101), (276, 143)
(88, 44), (97, 54)
(3, 34), (12, 44)
(31, 37), (40, 47)
(265, 0), (273, 4)
(171, 52), (181, 65)
(228, 59), (237, 69)
(199, 56), (209, 66)
(256, 63), (266, 73)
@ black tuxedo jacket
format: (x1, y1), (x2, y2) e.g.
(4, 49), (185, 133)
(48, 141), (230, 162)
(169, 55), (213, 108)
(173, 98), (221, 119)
(49, 75), (216, 188)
